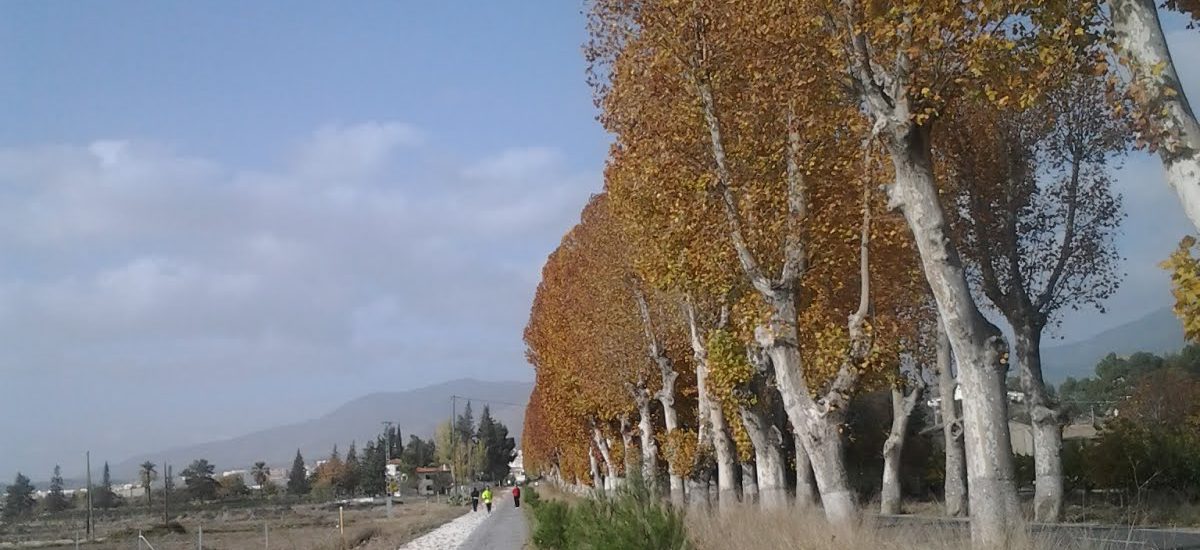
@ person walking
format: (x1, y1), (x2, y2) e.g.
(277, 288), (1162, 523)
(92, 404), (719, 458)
(512, 485), (521, 508)
(470, 486), (480, 512)
(481, 485), (493, 513)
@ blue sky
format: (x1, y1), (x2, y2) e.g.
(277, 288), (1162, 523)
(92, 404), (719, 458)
(0, 3), (1196, 479)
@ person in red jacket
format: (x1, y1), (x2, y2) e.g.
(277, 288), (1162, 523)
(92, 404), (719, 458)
(512, 485), (521, 508)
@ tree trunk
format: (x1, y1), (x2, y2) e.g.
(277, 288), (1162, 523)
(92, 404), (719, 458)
(684, 301), (739, 510)
(885, 126), (1019, 545)
(881, 385), (923, 515)
(937, 322), (969, 518)
(636, 396), (659, 491)
(593, 425), (620, 492)
(621, 414), (637, 485)
(695, 74), (857, 522)
(636, 286), (683, 505)
(589, 446), (603, 491)
(741, 462), (758, 502)
(1111, 0), (1200, 232)
(757, 307), (857, 522)
(1014, 324), (1064, 522)
(686, 477), (710, 512)
(739, 406), (788, 510)
(795, 437), (816, 507)
(659, 380), (686, 507)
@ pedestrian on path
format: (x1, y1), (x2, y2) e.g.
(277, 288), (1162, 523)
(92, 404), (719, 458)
(470, 486), (480, 512)
(481, 486), (493, 513)
(512, 485), (521, 508)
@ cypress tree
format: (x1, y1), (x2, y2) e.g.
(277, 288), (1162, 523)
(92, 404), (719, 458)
(44, 465), (70, 513)
(287, 450), (310, 495)
(3, 472), (36, 520)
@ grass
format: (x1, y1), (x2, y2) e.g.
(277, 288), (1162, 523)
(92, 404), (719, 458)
(687, 505), (1114, 550)
(0, 499), (464, 550)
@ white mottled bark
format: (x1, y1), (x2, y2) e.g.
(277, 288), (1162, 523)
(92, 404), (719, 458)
(685, 300), (740, 510)
(1111, 0), (1200, 233)
(635, 394), (658, 491)
(634, 287), (685, 507)
(884, 127), (1019, 545)
(593, 425), (619, 492)
(589, 445), (603, 491)
(739, 406), (788, 510)
(937, 322), (968, 517)
(1014, 325), (1064, 522)
(881, 384), (923, 515)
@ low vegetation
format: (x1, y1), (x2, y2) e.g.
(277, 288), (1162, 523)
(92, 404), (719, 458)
(526, 482), (688, 550)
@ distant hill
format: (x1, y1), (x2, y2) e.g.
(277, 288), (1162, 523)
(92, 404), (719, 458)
(111, 378), (532, 481)
(1042, 307), (1186, 385)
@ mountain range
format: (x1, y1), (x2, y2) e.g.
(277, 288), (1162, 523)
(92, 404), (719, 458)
(1041, 306), (1186, 384)
(110, 378), (532, 481)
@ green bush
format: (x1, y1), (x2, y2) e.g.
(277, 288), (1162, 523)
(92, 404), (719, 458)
(532, 500), (571, 549)
(529, 481), (688, 550)
(524, 485), (542, 507)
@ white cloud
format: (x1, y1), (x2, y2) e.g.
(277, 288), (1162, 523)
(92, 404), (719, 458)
(462, 146), (563, 181)
(293, 121), (424, 181)
(0, 121), (596, 379)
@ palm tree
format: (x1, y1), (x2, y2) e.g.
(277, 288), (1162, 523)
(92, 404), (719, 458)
(251, 462), (270, 496)
(138, 461), (157, 506)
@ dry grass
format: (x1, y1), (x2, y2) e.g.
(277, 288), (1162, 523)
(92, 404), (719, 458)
(2, 500), (464, 550)
(686, 505), (1093, 550)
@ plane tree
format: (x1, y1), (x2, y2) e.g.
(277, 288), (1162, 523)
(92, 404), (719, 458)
(940, 75), (1126, 521)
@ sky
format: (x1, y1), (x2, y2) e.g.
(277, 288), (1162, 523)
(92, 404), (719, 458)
(0, 3), (1196, 479)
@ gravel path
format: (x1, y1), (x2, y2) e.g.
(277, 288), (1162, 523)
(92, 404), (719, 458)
(396, 492), (529, 550)
(396, 508), (487, 550)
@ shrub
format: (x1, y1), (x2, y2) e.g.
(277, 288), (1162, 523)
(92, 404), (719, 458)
(529, 480), (688, 550)
(524, 485), (542, 508)
(532, 500), (570, 549)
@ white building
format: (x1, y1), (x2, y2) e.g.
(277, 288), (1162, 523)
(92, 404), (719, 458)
(509, 450), (525, 484)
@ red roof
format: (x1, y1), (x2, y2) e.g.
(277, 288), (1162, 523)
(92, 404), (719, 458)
(414, 466), (450, 474)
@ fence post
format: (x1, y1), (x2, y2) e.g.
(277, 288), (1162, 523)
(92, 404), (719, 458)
(264, 522), (269, 549)
(138, 529), (142, 550)
(339, 506), (345, 549)
(198, 524), (203, 550)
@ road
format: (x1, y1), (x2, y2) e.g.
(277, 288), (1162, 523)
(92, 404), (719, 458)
(459, 492), (530, 550)
(397, 491), (529, 550)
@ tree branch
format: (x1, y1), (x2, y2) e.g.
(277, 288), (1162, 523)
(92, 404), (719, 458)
(693, 75), (775, 296)
(1037, 150), (1083, 312)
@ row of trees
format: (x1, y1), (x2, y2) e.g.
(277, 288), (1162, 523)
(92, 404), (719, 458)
(524, 0), (1199, 547)
(279, 427), (439, 498)
(1, 424), (443, 522)
(3, 462), (124, 520)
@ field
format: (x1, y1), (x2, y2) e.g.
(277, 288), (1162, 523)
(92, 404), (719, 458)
(0, 498), (465, 550)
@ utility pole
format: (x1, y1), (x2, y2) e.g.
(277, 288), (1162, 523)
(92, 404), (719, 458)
(382, 421), (394, 519)
(85, 451), (93, 541)
(451, 396), (457, 493)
